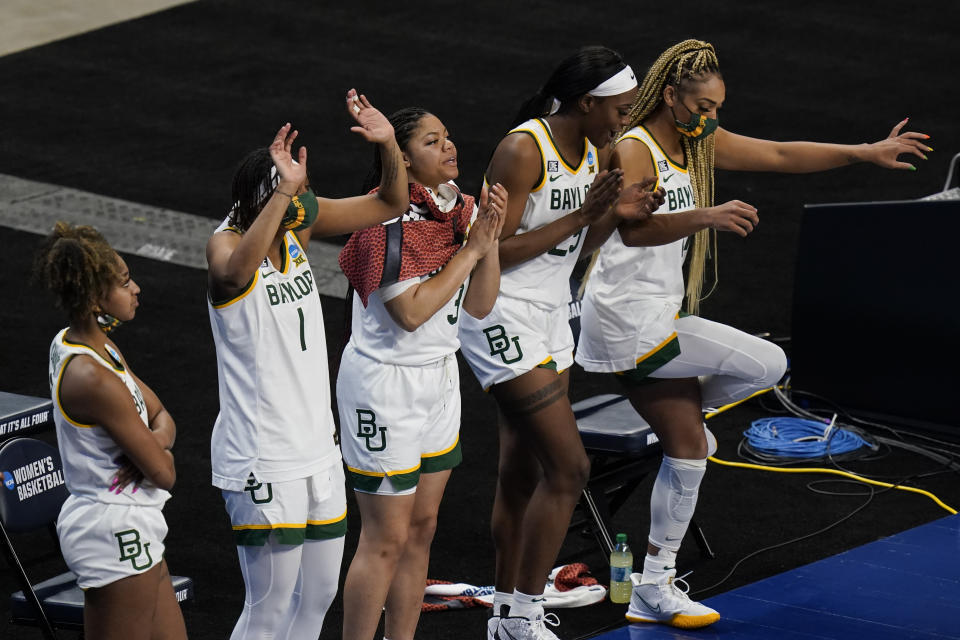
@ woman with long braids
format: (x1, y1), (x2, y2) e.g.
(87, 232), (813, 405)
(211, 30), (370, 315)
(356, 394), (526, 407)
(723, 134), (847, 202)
(336, 107), (506, 640)
(206, 89), (408, 640)
(458, 46), (665, 640)
(576, 39), (931, 629)
(37, 222), (186, 640)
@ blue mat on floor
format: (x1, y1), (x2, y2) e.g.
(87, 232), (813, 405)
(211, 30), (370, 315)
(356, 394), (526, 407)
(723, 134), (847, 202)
(595, 514), (960, 639)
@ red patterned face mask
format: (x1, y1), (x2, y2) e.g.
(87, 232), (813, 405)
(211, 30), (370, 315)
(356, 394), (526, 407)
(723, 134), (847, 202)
(339, 182), (475, 306)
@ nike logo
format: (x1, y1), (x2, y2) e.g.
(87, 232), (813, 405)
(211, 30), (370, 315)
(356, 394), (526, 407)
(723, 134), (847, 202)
(636, 593), (662, 614)
(664, 535), (681, 541)
(661, 174), (674, 183)
(549, 174), (562, 182)
(262, 269), (277, 277)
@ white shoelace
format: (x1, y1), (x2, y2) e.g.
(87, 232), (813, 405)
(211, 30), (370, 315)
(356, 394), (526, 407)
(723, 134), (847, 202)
(667, 571), (694, 600)
(531, 613), (561, 639)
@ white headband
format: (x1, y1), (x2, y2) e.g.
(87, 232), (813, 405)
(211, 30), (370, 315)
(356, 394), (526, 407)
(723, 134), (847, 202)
(588, 65), (637, 97)
(548, 65), (638, 114)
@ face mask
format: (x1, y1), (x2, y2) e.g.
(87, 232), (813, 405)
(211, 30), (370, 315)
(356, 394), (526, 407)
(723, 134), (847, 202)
(672, 101), (718, 140)
(97, 312), (122, 334)
(281, 189), (319, 231)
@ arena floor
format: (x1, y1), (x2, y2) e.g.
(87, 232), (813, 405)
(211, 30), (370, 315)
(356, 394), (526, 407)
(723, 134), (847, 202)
(1, 2), (958, 638)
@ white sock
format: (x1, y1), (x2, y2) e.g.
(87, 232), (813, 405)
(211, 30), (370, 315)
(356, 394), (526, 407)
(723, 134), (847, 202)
(641, 548), (677, 585)
(510, 589), (545, 619)
(493, 590), (513, 617)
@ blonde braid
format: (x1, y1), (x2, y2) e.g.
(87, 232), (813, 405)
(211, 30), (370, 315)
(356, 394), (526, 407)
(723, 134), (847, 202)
(624, 39), (721, 315)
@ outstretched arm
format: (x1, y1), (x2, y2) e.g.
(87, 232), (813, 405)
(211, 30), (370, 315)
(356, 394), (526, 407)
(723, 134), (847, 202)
(611, 137), (759, 247)
(714, 119), (931, 173)
(304, 89), (408, 240)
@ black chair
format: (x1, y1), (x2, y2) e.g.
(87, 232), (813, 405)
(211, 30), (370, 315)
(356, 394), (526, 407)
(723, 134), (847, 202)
(567, 277), (713, 564)
(0, 437), (194, 639)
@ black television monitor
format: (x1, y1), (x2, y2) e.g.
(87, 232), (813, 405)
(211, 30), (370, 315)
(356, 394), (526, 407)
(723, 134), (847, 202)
(791, 198), (959, 434)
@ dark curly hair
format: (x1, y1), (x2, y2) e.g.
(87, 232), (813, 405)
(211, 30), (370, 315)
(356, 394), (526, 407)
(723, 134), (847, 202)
(33, 221), (121, 323)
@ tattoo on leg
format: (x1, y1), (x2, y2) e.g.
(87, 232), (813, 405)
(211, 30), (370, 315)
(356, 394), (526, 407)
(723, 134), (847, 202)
(500, 378), (566, 417)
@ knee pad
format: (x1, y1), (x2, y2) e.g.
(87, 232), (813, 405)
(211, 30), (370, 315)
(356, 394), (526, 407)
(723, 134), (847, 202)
(703, 424), (717, 457)
(648, 456), (706, 552)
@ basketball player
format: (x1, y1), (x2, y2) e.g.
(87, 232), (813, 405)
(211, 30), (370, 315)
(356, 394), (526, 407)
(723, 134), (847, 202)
(206, 90), (407, 640)
(336, 107), (506, 640)
(457, 46), (665, 640)
(576, 39), (931, 628)
(36, 222), (187, 640)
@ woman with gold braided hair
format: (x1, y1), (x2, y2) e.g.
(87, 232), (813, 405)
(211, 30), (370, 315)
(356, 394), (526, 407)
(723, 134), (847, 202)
(575, 39), (931, 629)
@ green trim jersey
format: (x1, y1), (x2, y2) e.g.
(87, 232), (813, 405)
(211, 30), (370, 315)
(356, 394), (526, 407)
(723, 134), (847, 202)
(576, 125), (696, 373)
(48, 329), (170, 507)
(208, 219), (339, 491)
(498, 118), (598, 309)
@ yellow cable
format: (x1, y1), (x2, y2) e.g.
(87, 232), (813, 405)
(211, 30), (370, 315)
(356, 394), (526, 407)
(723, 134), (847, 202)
(704, 386), (777, 420)
(708, 456), (957, 515)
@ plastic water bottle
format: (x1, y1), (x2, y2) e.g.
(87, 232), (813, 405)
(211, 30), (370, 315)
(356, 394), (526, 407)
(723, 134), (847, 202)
(609, 533), (633, 603)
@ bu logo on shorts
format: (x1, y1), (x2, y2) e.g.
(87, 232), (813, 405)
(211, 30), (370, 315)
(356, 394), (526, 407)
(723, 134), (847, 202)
(483, 325), (524, 364)
(355, 409), (387, 452)
(244, 473), (274, 504)
(115, 528), (154, 571)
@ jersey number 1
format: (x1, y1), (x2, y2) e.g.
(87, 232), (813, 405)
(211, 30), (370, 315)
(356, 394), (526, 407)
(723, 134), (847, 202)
(297, 307), (307, 351)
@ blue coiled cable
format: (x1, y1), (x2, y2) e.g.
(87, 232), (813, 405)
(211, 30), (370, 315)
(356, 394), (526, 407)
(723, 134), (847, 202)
(744, 417), (869, 458)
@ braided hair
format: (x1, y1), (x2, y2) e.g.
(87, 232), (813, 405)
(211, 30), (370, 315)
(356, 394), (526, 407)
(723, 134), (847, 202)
(626, 39), (721, 314)
(228, 148), (277, 232)
(362, 107), (430, 194)
(33, 221), (121, 323)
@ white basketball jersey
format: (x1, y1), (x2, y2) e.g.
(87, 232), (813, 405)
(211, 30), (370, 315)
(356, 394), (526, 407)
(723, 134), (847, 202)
(348, 185), (476, 366)
(498, 118), (598, 309)
(586, 125), (695, 306)
(576, 126), (697, 372)
(208, 220), (339, 491)
(48, 329), (170, 507)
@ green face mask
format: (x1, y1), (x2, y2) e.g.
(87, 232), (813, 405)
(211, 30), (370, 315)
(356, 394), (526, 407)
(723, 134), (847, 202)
(672, 101), (718, 140)
(281, 189), (319, 231)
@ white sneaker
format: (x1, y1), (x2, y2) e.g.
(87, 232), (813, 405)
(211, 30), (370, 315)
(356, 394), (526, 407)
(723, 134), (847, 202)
(487, 612), (500, 640)
(625, 571), (719, 629)
(496, 612), (561, 639)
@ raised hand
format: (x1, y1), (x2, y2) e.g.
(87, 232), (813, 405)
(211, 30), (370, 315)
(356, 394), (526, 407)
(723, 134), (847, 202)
(864, 118), (931, 170)
(704, 200), (759, 237)
(466, 183), (508, 258)
(613, 177), (664, 221)
(346, 88), (394, 144)
(579, 169), (624, 224)
(269, 123), (307, 187)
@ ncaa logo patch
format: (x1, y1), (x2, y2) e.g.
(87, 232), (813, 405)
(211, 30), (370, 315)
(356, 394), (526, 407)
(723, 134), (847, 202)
(587, 151), (595, 166)
(547, 160), (559, 173)
(288, 243), (300, 259)
(3, 471), (15, 490)
(657, 159), (669, 173)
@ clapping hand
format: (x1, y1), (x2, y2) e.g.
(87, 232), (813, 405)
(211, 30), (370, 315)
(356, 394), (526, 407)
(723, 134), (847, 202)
(269, 123), (307, 187)
(466, 183), (508, 258)
(614, 177), (664, 221)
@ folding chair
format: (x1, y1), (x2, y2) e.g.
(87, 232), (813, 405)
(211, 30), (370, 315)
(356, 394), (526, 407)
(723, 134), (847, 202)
(0, 437), (194, 639)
